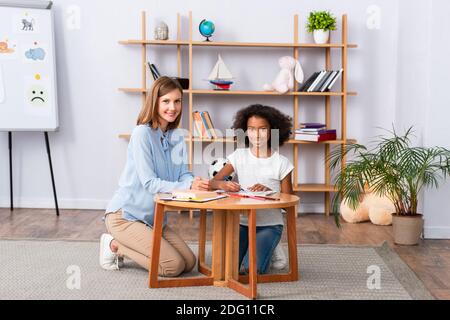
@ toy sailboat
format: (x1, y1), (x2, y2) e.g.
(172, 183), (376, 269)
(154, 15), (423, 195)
(208, 54), (233, 90)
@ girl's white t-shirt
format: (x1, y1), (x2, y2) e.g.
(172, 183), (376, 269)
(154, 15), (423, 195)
(227, 148), (294, 226)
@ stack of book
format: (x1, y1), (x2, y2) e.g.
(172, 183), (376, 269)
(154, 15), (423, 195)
(193, 111), (218, 139)
(298, 69), (343, 92)
(294, 123), (337, 142)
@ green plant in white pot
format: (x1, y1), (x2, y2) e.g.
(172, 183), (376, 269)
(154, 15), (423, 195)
(306, 11), (337, 44)
(328, 127), (450, 245)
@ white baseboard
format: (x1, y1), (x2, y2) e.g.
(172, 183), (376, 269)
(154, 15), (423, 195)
(424, 227), (450, 239)
(0, 197), (108, 210)
(0, 197), (326, 214)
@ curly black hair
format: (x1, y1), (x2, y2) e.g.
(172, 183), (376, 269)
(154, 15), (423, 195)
(232, 104), (292, 147)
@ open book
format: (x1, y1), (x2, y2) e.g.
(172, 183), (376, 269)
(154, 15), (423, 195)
(238, 190), (277, 197)
(159, 190), (227, 203)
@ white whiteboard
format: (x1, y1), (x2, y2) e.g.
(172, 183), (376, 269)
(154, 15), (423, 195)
(0, 1), (58, 131)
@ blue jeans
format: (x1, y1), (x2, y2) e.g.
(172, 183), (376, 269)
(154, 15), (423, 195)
(239, 224), (283, 274)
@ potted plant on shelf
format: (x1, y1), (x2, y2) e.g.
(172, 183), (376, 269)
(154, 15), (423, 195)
(306, 10), (337, 44)
(328, 127), (450, 245)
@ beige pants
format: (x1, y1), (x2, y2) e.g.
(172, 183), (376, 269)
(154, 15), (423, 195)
(105, 210), (196, 277)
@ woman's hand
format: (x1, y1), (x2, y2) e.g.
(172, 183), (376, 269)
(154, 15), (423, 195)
(248, 183), (271, 192)
(219, 181), (241, 192)
(191, 177), (210, 191)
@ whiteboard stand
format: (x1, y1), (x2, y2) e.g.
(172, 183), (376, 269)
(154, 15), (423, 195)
(1, 0), (60, 216)
(8, 131), (59, 216)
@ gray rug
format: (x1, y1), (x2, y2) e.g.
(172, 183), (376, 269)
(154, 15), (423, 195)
(0, 239), (434, 300)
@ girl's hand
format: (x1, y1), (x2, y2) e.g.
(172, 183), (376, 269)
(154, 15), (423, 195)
(220, 181), (241, 192)
(248, 183), (271, 192)
(191, 177), (210, 191)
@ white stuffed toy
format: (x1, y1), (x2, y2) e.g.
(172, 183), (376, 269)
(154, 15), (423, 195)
(208, 158), (234, 181)
(340, 192), (396, 226)
(263, 56), (304, 94)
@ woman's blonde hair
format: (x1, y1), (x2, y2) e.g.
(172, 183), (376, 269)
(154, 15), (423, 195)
(136, 76), (183, 130)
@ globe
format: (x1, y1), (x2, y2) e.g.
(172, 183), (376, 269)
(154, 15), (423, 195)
(199, 19), (215, 41)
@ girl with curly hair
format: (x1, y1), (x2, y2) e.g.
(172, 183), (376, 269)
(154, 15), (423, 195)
(210, 104), (294, 274)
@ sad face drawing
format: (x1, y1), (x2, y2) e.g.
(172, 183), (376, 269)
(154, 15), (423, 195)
(27, 85), (47, 105)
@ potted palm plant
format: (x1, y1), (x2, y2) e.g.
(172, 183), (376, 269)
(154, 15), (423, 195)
(306, 11), (337, 44)
(328, 127), (450, 245)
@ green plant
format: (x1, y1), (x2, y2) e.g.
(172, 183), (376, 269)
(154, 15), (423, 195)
(306, 11), (337, 32)
(328, 126), (450, 227)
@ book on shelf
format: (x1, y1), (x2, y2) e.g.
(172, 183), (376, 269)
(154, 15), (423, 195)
(298, 69), (343, 92)
(299, 122), (326, 129)
(203, 111), (218, 139)
(192, 111), (218, 139)
(315, 71), (335, 92)
(296, 129), (336, 135)
(294, 132), (337, 142)
(326, 68), (343, 91)
(192, 111), (207, 138)
(147, 62), (161, 80)
(319, 70), (337, 92)
(307, 70), (327, 92)
(298, 72), (320, 92)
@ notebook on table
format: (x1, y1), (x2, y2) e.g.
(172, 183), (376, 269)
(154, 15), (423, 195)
(158, 190), (227, 203)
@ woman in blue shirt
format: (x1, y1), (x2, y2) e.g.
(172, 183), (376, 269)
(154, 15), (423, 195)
(100, 77), (209, 276)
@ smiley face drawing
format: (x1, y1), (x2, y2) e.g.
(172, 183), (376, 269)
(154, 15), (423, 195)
(27, 85), (47, 105)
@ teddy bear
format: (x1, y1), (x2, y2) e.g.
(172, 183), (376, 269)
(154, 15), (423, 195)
(340, 192), (396, 226)
(263, 56), (304, 94)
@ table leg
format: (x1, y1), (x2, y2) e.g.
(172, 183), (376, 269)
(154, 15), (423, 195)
(148, 204), (215, 288)
(225, 210), (240, 281)
(227, 209), (258, 299)
(233, 205), (300, 286)
(148, 203), (164, 288)
(247, 209), (258, 299)
(212, 209), (226, 281)
(286, 205), (299, 281)
(198, 209), (207, 274)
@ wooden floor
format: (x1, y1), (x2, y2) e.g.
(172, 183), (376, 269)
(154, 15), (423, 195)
(1, 208), (449, 300)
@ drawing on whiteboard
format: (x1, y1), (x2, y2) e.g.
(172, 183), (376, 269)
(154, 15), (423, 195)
(22, 18), (35, 31)
(13, 13), (39, 33)
(0, 41), (15, 54)
(0, 65), (5, 104)
(25, 47), (46, 61)
(26, 74), (48, 106)
(28, 84), (48, 105)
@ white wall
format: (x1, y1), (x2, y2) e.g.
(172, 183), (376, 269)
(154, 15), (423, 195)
(0, 0), (448, 238)
(423, 0), (450, 239)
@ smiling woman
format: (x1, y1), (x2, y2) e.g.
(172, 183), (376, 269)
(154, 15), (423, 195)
(100, 76), (210, 276)
(136, 76), (183, 131)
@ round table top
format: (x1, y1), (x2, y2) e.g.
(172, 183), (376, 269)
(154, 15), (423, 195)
(154, 193), (299, 210)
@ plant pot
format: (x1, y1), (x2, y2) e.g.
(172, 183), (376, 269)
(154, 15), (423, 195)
(392, 214), (424, 245)
(313, 29), (330, 44)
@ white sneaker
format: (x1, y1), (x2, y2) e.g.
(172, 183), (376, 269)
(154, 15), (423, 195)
(271, 243), (288, 270)
(99, 233), (119, 270)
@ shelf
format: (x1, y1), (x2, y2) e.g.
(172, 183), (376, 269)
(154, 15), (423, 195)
(190, 90), (357, 96)
(118, 135), (237, 143)
(119, 88), (357, 96)
(287, 138), (356, 145)
(118, 134), (356, 146)
(118, 88), (191, 94)
(118, 12), (356, 216)
(119, 39), (357, 49)
(119, 40), (189, 45)
(293, 184), (337, 192)
(190, 137), (236, 143)
(118, 134), (131, 140)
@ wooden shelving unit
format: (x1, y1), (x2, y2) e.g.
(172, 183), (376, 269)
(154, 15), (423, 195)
(118, 11), (357, 215)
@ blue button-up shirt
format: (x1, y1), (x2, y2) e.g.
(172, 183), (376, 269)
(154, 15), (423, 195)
(105, 124), (194, 226)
